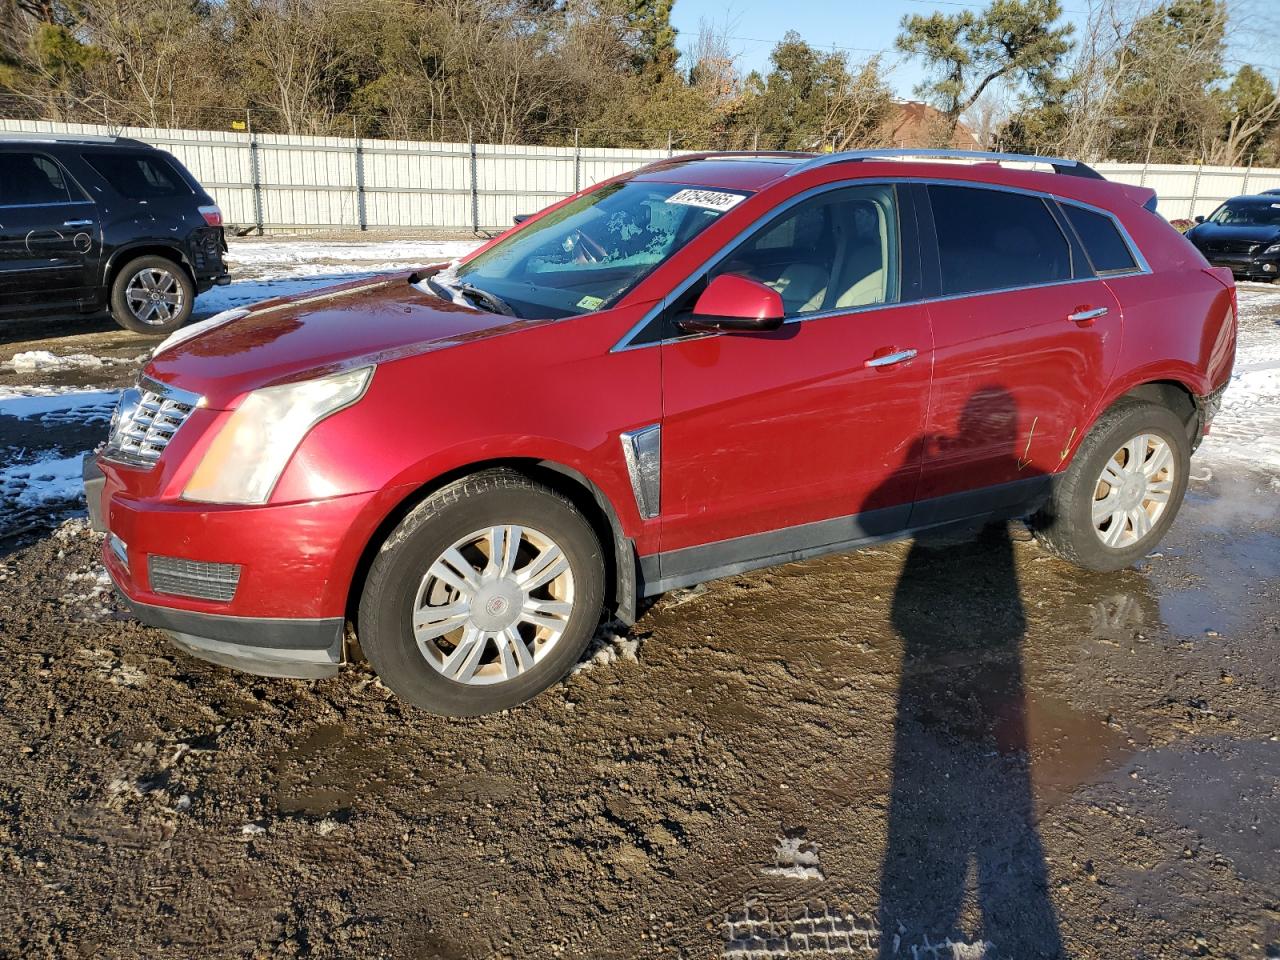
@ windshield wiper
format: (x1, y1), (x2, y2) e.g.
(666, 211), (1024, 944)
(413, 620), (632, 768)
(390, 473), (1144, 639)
(456, 282), (519, 318)
(423, 274), (518, 318)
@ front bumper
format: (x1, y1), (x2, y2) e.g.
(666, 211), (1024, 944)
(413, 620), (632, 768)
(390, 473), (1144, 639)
(1204, 252), (1280, 279)
(83, 454), (394, 680)
(115, 591), (343, 679)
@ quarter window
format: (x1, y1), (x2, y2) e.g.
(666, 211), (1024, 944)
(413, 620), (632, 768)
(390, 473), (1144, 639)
(0, 152), (73, 206)
(1062, 204), (1139, 274)
(928, 185), (1072, 296)
(84, 152), (190, 199)
(710, 184), (901, 317)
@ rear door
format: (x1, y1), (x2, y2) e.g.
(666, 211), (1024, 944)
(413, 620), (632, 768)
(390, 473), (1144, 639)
(912, 183), (1123, 525)
(0, 150), (99, 309)
(654, 182), (934, 583)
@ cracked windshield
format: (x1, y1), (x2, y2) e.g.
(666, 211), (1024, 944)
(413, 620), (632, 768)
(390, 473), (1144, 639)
(450, 181), (749, 318)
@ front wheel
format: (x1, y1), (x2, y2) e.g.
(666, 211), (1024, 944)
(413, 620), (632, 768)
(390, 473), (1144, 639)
(1033, 400), (1190, 571)
(358, 470), (605, 716)
(110, 255), (195, 334)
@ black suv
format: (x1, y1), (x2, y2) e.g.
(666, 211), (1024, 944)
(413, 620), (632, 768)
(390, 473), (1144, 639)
(0, 134), (228, 334)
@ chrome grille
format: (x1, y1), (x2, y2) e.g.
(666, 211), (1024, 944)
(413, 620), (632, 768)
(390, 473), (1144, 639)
(104, 377), (202, 468)
(1208, 240), (1262, 255)
(148, 555), (241, 602)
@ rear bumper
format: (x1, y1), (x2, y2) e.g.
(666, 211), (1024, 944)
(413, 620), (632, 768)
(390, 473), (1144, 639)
(195, 271), (231, 293)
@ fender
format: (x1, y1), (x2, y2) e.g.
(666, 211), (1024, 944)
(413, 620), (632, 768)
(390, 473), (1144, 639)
(1065, 360), (1208, 467)
(101, 239), (196, 289)
(336, 438), (649, 627)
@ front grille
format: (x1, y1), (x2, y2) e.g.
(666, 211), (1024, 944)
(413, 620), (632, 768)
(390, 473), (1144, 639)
(104, 376), (202, 469)
(1208, 240), (1262, 256)
(148, 555), (241, 602)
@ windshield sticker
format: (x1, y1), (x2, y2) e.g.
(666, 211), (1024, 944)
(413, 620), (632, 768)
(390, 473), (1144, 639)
(576, 295), (606, 310)
(666, 189), (746, 212)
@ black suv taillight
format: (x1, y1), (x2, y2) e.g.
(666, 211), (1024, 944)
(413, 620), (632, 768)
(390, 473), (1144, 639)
(198, 204), (222, 227)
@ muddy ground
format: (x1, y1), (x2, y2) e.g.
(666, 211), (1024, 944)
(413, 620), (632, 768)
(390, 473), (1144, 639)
(0, 244), (1278, 959)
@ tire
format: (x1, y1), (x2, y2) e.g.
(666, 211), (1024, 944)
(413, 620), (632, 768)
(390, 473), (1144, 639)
(358, 469), (606, 716)
(1033, 400), (1190, 572)
(109, 255), (195, 334)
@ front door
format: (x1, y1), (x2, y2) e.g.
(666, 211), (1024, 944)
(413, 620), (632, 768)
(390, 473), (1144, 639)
(913, 183), (1123, 525)
(654, 183), (934, 587)
(0, 150), (99, 310)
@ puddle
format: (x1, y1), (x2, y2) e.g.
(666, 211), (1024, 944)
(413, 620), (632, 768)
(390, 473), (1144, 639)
(1157, 530), (1280, 637)
(275, 724), (393, 816)
(1116, 737), (1280, 887)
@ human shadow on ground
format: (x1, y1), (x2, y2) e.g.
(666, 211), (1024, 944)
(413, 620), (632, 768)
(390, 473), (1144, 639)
(868, 387), (1065, 959)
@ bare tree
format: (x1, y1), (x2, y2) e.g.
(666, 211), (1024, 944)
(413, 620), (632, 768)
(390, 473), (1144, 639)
(963, 82), (1015, 149)
(229, 0), (349, 134)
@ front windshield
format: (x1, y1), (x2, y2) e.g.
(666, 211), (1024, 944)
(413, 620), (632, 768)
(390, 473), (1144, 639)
(447, 180), (750, 319)
(1207, 199), (1280, 227)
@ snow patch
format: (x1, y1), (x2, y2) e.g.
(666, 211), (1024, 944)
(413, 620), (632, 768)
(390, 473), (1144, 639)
(571, 622), (642, 675)
(8, 350), (104, 373)
(225, 239), (479, 267)
(1197, 287), (1280, 469)
(762, 835), (825, 881)
(0, 454), (85, 508)
(0, 389), (119, 424)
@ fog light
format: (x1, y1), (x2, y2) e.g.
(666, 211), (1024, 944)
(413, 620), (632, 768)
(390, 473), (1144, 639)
(108, 533), (128, 568)
(148, 555), (241, 602)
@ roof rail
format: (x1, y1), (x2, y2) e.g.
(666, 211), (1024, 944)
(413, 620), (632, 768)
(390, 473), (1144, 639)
(785, 148), (1105, 180)
(0, 131), (147, 147)
(637, 150), (812, 171)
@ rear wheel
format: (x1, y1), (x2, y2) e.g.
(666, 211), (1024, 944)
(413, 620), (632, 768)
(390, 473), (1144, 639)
(1034, 400), (1190, 571)
(358, 470), (605, 716)
(110, 255), (194, 334)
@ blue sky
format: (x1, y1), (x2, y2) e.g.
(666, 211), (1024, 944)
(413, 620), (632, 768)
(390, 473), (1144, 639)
(669, 0), (1280, 102)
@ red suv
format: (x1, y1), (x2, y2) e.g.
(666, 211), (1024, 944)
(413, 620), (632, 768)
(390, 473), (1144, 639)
(86, 149), (1237, 716)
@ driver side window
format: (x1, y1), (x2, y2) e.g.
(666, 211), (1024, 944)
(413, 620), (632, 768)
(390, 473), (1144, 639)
(710, 184), (901, 318)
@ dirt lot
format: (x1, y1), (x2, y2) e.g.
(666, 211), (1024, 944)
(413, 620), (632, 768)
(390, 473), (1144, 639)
(0, 241), (1278, 959)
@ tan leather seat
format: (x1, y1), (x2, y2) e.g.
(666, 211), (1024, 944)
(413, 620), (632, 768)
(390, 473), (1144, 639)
(765, 263), (830, 314)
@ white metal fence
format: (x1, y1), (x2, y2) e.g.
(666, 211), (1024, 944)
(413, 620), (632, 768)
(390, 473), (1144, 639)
(5, 119), (1280, 231)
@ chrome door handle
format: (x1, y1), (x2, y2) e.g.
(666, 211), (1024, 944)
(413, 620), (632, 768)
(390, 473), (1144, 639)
(865, 348), (918, 369)
(63, 219), (94, 228)
(1068, 306), (1108, 324)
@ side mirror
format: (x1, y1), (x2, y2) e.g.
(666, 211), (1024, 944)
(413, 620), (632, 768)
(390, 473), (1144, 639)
(678, 274), (785, 334)
(1194, 215), (1205, 224)
(513, 213), (531, 225)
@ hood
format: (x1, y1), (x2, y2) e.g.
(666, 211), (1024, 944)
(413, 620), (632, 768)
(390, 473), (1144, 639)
(146, 274), (540, 408)
(1189, 221), (1280, 245)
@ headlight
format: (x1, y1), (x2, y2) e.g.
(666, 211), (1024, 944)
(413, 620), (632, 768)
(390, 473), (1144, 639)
(1264, 243), (1280, 255)
(183, 366), (373, 504)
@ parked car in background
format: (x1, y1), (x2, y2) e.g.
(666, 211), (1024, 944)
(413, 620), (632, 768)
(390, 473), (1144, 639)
(87, 148), (1237, 716)
(0, 133), (228, 333)
(1184, 194), (1280, 281)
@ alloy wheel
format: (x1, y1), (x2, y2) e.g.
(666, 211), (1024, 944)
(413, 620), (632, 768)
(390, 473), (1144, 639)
(1091, 433), (1175, 548)
(125, 267), (185, 326)
(412, 525), (575, 685)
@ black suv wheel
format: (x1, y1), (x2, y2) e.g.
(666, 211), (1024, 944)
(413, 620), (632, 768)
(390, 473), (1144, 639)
(110, 255), (195, 334)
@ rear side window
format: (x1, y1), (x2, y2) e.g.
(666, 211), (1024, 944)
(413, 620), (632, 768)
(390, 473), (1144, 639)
(84, 152), (190, 199)
(0, 152), (73, 205)
(928, 185), (1072, 296)
(1063, 204), (1138, 274)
